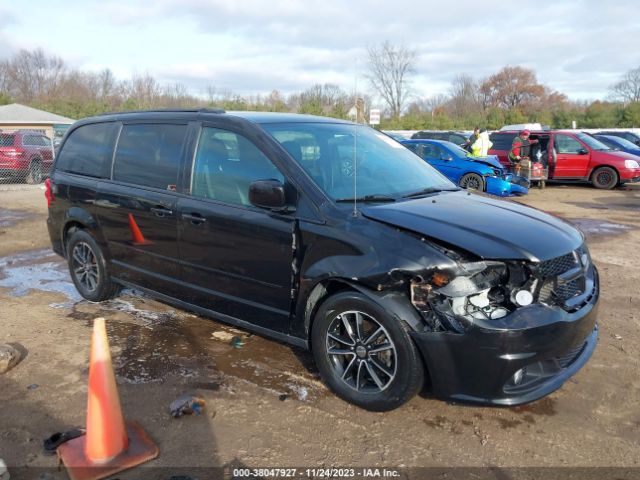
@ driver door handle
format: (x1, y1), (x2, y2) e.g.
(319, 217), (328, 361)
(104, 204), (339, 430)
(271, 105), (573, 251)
(150, 206), (173, 217)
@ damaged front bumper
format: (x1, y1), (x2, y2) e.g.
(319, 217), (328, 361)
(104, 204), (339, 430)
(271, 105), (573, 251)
(410, 285), (599, 406)
(485, 174), (529, 197)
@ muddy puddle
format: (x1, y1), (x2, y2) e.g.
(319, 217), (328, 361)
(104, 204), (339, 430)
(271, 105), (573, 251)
(0, 248), (324, 401)
(567, 196), (640, 212)
(567, 218), (633, 237)
(82, 298), (325, 401)
(0, 208), (34, 228)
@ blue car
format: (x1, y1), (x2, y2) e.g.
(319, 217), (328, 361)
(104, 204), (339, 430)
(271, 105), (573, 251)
(400, 139), (529, 197)
(593, 134), (640, 157)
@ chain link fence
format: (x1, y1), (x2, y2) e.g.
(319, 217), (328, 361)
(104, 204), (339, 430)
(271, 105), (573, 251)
(0, 127), (56, 185)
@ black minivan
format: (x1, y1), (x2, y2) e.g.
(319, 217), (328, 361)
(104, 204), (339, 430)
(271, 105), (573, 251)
(47, 109), (599, 411)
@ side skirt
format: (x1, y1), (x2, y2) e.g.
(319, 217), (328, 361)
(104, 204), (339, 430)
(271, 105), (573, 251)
(113, 278), (309, 350)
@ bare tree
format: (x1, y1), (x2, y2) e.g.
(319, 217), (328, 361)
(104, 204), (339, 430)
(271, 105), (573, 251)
(449, 73), (480, 117)
(97, 69), (117, 99)
(2, 48), (66, 102)
(366, 41), (416, 118)
(123, 74), (162, 108)
(609, 66), (640, 105)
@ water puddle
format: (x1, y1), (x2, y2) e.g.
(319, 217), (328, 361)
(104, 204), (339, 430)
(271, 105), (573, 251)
(0, 249), (82, 302)
(66, 292), (323, 399)
(0, 248), (324, 401)
(567, 218), (633, 237)
(0, 208), (33, 228)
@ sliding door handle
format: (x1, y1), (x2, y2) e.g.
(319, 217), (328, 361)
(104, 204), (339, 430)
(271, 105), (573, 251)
(181, 212), (207, 225)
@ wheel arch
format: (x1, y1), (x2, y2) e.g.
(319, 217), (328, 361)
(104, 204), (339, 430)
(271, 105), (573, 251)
(589, 164), (620, 186)
(589, 164), (619, 178)
(301, 278), (426, 350)
(61, 208), (103, 258)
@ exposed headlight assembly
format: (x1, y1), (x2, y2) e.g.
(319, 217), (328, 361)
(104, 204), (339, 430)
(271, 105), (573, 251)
(410, 260), (536, 332)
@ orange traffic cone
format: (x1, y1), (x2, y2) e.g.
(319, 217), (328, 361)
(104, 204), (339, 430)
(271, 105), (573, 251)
(128, 213), (153, 246)
(57, 318), (159, 480)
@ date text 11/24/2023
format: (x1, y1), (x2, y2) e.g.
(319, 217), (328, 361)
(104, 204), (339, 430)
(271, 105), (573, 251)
(231, 468), (401, 478)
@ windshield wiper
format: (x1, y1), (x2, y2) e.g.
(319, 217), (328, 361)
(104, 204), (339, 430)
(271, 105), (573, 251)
(335, 194), (396, 203)
(401, 187), (458, 199)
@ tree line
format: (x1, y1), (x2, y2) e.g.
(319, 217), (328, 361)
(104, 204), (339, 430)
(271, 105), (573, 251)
(1, 46), (639, 130)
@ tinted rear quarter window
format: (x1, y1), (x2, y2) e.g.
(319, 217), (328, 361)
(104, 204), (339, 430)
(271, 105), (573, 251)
(0, 134), (15, 146)
(489, 133), (516, 151)
(449, 134), (466, 144)
(56, 123), (118, 177)
(113, 123), (187, 190)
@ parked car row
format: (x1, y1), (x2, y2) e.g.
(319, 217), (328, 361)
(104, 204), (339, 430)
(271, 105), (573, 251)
(400, 139), (529, 196)
(47, 109), (599, 411)
(488, 130), (640, 189)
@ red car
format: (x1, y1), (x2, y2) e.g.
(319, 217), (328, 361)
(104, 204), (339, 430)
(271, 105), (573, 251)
(489, 130), (640, 189)
(0, 130), (54, 184)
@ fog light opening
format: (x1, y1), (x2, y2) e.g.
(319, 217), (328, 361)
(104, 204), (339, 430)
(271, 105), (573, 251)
(514, 290), (533, 307)
(512, 367), (527, 386)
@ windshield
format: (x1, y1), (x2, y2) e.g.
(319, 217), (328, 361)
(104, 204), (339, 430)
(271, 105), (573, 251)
(604, 135), (637, 150)
(444, 142), (469, 158)
(262, 122), (456, 201)
(576, 133), (611, 151)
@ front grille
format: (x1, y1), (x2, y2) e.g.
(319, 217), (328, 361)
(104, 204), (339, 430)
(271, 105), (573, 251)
(538, 251), (578, 277)
(555, 278), (583, 301)
(535, 244), (593, 311)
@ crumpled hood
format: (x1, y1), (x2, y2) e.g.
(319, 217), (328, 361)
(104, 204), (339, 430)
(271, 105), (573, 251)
(361, 191), (583, 261)
(466, 154), (503, 170)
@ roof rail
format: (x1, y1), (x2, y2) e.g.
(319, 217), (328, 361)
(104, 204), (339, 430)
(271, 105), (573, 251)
(98, 107), (226, 116)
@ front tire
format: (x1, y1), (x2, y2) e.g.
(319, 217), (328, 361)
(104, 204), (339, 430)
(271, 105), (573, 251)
(591, 167), (618, 189)
(66, 229), (119, 302)
(459, 172), (484, 191)
(311, 292), (424, 411)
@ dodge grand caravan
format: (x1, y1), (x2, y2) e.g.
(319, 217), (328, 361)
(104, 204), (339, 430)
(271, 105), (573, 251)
(47, 110), (599, 411)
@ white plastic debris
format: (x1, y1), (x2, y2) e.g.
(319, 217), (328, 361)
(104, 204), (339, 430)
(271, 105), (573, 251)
(0, 458), (10, 480)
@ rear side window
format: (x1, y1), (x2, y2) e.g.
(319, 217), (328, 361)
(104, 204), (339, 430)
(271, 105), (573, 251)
(56, 123), (118, 177)
(0, 134), (15, 146)
(489, 133), (516, 151)
(449, 134), (466, 145)
(23, 135), (49, 146)
(113, 124), (187, 190)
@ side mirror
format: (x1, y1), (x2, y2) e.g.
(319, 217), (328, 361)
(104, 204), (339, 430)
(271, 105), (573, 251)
(442, 155), (453, 161)
(249, 179), (286, 210)
(577, 148), (589, 155)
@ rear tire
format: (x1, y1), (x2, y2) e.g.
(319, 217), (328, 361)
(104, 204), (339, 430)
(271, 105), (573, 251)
(311, 291), (424, 411)
(66, 229), (119, 302)
(459, 173), (484, 191)
(26, 159), (43, 184)
(591, 167), (618, 189)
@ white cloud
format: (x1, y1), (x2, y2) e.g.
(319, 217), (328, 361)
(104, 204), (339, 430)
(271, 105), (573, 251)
(2, 0), (640, 100)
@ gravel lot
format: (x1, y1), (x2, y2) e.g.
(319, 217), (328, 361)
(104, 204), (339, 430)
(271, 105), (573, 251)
(0, 184), (639, 479)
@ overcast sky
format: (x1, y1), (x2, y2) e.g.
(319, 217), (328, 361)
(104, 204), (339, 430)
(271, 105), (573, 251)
(1, 0), (639, 102)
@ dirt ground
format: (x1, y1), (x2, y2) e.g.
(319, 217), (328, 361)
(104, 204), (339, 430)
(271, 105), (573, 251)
(0, 183), (639, 479)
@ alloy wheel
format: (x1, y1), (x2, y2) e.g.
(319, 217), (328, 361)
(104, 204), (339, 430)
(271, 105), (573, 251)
(325, 310), (397, 393)
(596, 170), (612, 186)
(71, 242), (99, 292)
